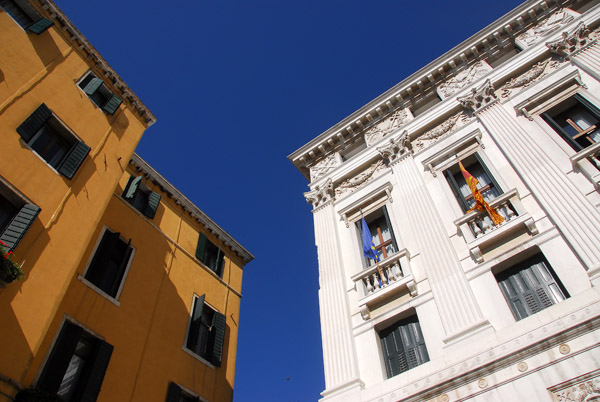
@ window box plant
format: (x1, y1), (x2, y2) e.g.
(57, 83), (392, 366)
(0, 241), (23, 285)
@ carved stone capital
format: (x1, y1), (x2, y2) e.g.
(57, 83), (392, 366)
(377, 131), (411, 164)
(457, 79), (498, 113)
(304, 178), (334, 208)
(546, 22), (592, 57)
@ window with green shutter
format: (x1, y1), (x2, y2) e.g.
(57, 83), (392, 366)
(16, 104), (90, 180)
(0, 0), (53, 34)
(122, 175), (161, 219)
(185, 295), (227, 367)
(379, 315), (429, 378)
(165, 382), (201, 402)
(0, 178), (40, 251)
(195, 233), (225, 277)
(77, 71), (123, 115)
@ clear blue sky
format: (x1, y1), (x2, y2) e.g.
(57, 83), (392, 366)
(53, 1), (523, 401)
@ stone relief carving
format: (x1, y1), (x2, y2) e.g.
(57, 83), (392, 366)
(304, 178), (334, 208)
(364, 108), (410, 146)
(497, 58), (563, 98)
(546, 22), (593, 57)
(516, 8), (578, 48)
(413, 112), (473, 151)
(309, 154), (341, 181)
(552, 375), (600, 402)
(457, 79), (498, 113)
(376, 132), (411, 164)
(438, 61), (493, 98)
(334, 160), (387, 197)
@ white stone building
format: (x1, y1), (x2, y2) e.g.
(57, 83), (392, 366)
(289, 1), (600, 401)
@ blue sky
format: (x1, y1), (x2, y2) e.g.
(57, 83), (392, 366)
(53, 1), (523, 401)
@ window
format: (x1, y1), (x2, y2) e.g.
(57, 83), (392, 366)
(195, 233), (225, 277)
(542, 94), (600, 152)
(0, 0), (53, 34)
(84, 228), (134, 299)
(17, 104), (90, 179)
(37, 321), (113, 402)
(122, 176), (161, 219)
(185, 295), (226, 367)
(0, 181), (40, 251)
(444, 153), (502, 213)
(496, 253), (568, 321)
(78, 71), (123, 115)
(379, 315), (429, 378)
(165, 382), (201, 402)
(356, 206), (398, 265)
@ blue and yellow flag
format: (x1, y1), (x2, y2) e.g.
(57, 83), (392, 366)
(361, 218), (379, 262)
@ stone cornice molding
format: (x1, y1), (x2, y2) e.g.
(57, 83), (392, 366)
(129, 154), (254, 264)
(377, 131), (412, 165)
(304, 178), (334, 209)
(34, 0), (157, 127)
(546, 21), (593, 57)
(457, 79), (499, 113)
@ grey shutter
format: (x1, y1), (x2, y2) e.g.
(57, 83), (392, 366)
(380, 316), (428, 378)
(58, 141), (91, 179)
(16, 103), (52, 142)
(37, 321), (83, 393)
(80, 340), (113, 402)
(143, 191), (161, 219)
(402, 320), (429, 370)
(382, 206), (398, 252)
(187, 295), (205, 353)
(445, 168), (470, 212)
(0, 204), (40, 251)
(27, 18), (53, 34)
(124, 176), (142, 199)
(195, 233), (207, 261)
(211, 312), (226, 367)
(83, 77), (104, 96)
(165, 382), (182, 402)
(381, 327), (407, 377)
(102, 95), (122, 115)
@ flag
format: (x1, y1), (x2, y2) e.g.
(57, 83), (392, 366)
(459, 161), (504, 225)
(361, 218), (379, 262)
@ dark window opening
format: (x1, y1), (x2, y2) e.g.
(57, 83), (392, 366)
(186, 295), (226, 366)
(195, 233), (225, 277)
(122, 176), (161, 219)
(165, 382), (201, 402)
(379, 315), (429, 378)
(0, 0), (53, 34)
(78, 72), (123, 115)
(410, 93), (442, 117)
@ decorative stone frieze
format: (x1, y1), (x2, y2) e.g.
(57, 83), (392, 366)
(457, 79), (498, 113)
(334, 160), (387, 198)
(310, 154), (341, 181)
(550, 372), (600, 402)
(546, 22), (593, 57)
(414, 112), (473, 151)
(516, 8), (578, 48)
(364, 108), (411, 146)
(437, 61), (493, 99)
(304, 178), (334, 208)
(376, 132), (411, 164)
(498, 59), (564, 98)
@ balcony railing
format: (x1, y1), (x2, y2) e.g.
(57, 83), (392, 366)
(570, 141), (600, 189)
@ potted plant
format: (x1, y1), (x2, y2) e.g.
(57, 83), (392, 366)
(0, 240), (23, 285)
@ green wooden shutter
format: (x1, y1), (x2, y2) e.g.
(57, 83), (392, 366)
(211, 312), (226, 367)
(102, 95), (122, 115)
(195, 233), (207, 262)
(83, 77), (104, 96)
(58, 141), (91, 179)
(27, 17), (53, 34)
(186, 295), (205, 353)
(0, 204), (40, 251)
(80, 340), (113, 402)
(37, 321), (83, 393)
(143, 191), (161, 219)
(16, 103), (52, 142)
(165, 382), (182, 402)
(124, 176), (142, 199)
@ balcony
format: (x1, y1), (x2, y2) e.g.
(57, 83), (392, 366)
(570, 141), (600, 190)
(454, 189), (538, 263)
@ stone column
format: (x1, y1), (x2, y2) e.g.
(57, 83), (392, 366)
(458, 79), (600, 279)
(547, 23), (600, 82)
(376, 135), (489, 343)
(304, 179), (362, 398)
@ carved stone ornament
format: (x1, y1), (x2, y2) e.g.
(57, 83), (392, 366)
(438, 61), (493, 98)
(516, 8), (578, 48)
(551, 375), (600, 402)
(376, 132), (411, 164)
(364, 108), (410, 146)
(334, 160), (387, 197)
(309, 154), (341, 181)
(414, 111), (473, 151)
(498, 58), (563, 98)
(546, 22), (592, 57)
(457, 79), (498, 113)
(304, 178), (334, 208)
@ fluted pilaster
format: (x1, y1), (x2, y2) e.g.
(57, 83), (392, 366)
(572, 42), (600, 82)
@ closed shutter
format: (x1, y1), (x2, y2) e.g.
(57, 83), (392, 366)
(102, 95), (122, 115)
(165, 382), (182, 402)
(58, 141), (91, 179)
(195, 233), (207, 262)
(143, 191), (161, 219)
(380, 316), (428, 378)
(187, 295), (205, 353)
(16, 103), (52, 142)
(80, 340), (113, 402)
(124, 176), (142, 199)
(83, 78), (104, 96)
(37, 321), (83, 393)
(0, 203), (40, 251)
(27, 17), (53, 34)
(211, 312), (226, 367)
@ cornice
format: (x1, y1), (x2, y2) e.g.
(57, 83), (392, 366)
(32, 0), (157, 127)
(129, 154), (254, 265)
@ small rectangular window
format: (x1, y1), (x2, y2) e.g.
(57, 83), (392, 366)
(185, 295), (226, 366)
(0, 0), (53, 34)
(379, 315), (429, 378)
(195, 233), (225, 277)
(84, 228), (133, 299)
(122, 175), (161, 219)
(77, 71), (123, 115)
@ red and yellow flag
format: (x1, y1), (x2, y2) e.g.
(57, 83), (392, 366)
(459, 161), (504, 225)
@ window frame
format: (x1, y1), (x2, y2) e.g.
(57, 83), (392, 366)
(77, 71), (123, 115)
(183, 294), (226, 368)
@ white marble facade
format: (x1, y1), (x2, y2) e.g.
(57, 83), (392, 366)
(290, 1), (600, 402)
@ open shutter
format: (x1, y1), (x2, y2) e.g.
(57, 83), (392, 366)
(124, 176), (142, 199)
(382, 206), (398, 252)
(143, 191), (161, 219)
(27, 18), (53, 34)
(102, 95), (122, 115)
(0, 204), (40, 251)
(215, 249), (225, 277)
(107, 239), (132, 297)
(83, 78), (103, 96)
(186, 295), (205, 353)
(474, 153), (502, 195)
(37, 321), (83, 393)
(80, 340), (113, 402)
(16, 103), (52, 142)
(211, 312), (226, 367)
(445, 168), (470, 212)
(195, 233), (207, 261)
(58, 141), (91, 179)
(165, 382), (182, 402)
